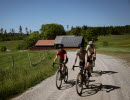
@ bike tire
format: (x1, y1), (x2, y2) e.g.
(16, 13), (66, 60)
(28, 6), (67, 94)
(76, 73), (83, 96)
(56, 70), (62, 89)
(64, 67), (68, 83)
(85, 72), (89, 88)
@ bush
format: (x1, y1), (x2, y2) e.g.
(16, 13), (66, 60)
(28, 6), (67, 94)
(16, 42), (28, 50)
(102, 41), (109, 47)
(0, 46), (7, 52)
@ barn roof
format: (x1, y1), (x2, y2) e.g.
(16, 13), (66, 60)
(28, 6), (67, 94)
(54, 35), (83, 47)
(35, 40), (54, 46)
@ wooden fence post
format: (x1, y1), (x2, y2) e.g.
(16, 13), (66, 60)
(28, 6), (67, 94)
(28, 54), (32, 66)
(12, 56), (14, 67)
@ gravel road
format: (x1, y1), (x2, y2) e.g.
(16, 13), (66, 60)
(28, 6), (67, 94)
(12, 52), (130, 100)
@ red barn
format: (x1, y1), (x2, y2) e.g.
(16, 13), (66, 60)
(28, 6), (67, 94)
(31, 40), (54, 50)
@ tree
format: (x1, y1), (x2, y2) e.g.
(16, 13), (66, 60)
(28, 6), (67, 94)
(25, 31), (41, 48)
(40, 23), (66, 39)
(11, 28), (15, 33)
(25, 27), (29, 34)
(0, 28), (4, 34)
(82, 25), (88, 30)
(67, 25), (69, 30)
(30, 30), (32, 34)
(4, 29), (7, 34)
(69, 26), (82, 36)
(84, 28), (98, 43)
(19, 25), (22, 34)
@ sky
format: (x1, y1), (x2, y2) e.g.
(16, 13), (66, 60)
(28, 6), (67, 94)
(0, 0), (130, 32)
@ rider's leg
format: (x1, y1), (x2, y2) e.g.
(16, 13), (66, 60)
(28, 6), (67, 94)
(92, 55), (96, 62)
(85, 62), (91, 77)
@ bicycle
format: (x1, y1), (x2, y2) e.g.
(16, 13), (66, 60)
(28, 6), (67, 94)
(53, 62), (68, 89)
(73, 65), (89, 96)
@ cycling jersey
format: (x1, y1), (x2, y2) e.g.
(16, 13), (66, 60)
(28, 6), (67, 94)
(86, 45), (95, 56)
(76, 49), (87, 62)
(56, 50), (67, 60)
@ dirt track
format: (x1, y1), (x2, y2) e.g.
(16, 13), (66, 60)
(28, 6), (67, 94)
(12, 52), (130, 100)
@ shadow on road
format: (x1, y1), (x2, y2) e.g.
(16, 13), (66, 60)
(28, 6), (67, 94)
(60, 79), (95, 90)
(92, 70), (118, 77)
(60, 79), (76, 90)
(81, 83), (120, 97)
(101, 71), (118, 75)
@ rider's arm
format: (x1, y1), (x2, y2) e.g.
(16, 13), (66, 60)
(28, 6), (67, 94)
(54, 51), (59, 62)
(94, 48), (96, 57)
(54, 55), (58, 62)
(85, 52), (88, 67)
(73, 54), (78, 66)
(64, 53), (67, 63)
(86, 45), (89, 51)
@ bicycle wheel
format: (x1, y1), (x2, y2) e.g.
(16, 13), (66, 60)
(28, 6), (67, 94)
(85, 72), (89, 88)
(64, 67), (68, 83)
(76, 73), (83, 96)
(56, 70), (62, 89)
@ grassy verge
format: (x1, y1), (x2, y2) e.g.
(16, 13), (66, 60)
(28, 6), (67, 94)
(0, 50), (58, 100)
(97, 50), (130, 66)
(95, 34), (130, 66)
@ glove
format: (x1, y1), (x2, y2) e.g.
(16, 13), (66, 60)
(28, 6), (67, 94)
(63, 61), (66, 64)
(52, 62), (55, 67)
(72, 65), (75, 70)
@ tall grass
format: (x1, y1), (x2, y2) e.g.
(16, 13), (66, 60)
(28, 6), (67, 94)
(0, 51), (58, 100)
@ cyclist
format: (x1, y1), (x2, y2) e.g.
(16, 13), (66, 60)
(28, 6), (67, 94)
(53, 44), (68, 73)
(86, 41), (96, 72)
(72, 44), (91, 77)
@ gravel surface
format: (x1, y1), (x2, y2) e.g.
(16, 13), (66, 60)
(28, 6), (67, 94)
(12, 52), (130, 100)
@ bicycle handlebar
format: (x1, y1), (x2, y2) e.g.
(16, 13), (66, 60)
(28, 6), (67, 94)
(52, 62), (65, 67)
(72, 65), (84, 70)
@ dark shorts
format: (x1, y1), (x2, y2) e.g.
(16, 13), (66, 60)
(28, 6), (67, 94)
(87, 58), (92, 63)
(79, 61), (85, 67)
(59, 57), (68, 64)
(87, 55), (93, 63)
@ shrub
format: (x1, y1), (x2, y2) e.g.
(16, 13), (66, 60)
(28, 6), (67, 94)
(16, 43), (27, 50)
(0, 46), (7, 52)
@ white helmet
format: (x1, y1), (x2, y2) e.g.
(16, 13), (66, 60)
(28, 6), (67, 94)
(88, 41), (93, 45)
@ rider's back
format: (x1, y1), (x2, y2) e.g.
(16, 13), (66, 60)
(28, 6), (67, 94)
(86, 45), (95, 55)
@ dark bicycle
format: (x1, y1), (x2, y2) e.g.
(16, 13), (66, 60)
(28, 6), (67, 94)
(53, 62), (68, 89)
(73, 65), (89, 96)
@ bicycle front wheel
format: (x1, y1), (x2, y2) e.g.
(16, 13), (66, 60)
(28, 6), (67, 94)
(76, 73), (83, 96)
(64, 67), (68, 83)
(85, 72), (89, 88)
(56, 70), (62, 89)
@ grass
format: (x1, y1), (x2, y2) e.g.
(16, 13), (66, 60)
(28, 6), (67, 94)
(0, 50), (58, 100)
(0, 40), (23, 51)
(95, 34), (130, 66)
(95, 34), (130, 53)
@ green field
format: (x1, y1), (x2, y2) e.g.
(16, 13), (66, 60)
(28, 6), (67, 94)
(95, 34), (130, 53)
(95, 34), (130, 65)
(0, 40), (23, 51)
(0, 50), (58, 100)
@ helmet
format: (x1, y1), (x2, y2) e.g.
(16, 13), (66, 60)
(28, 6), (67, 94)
(78, 44), (84, 49)
(88, 41), (93, 45)
(59, 44), (64, 48)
